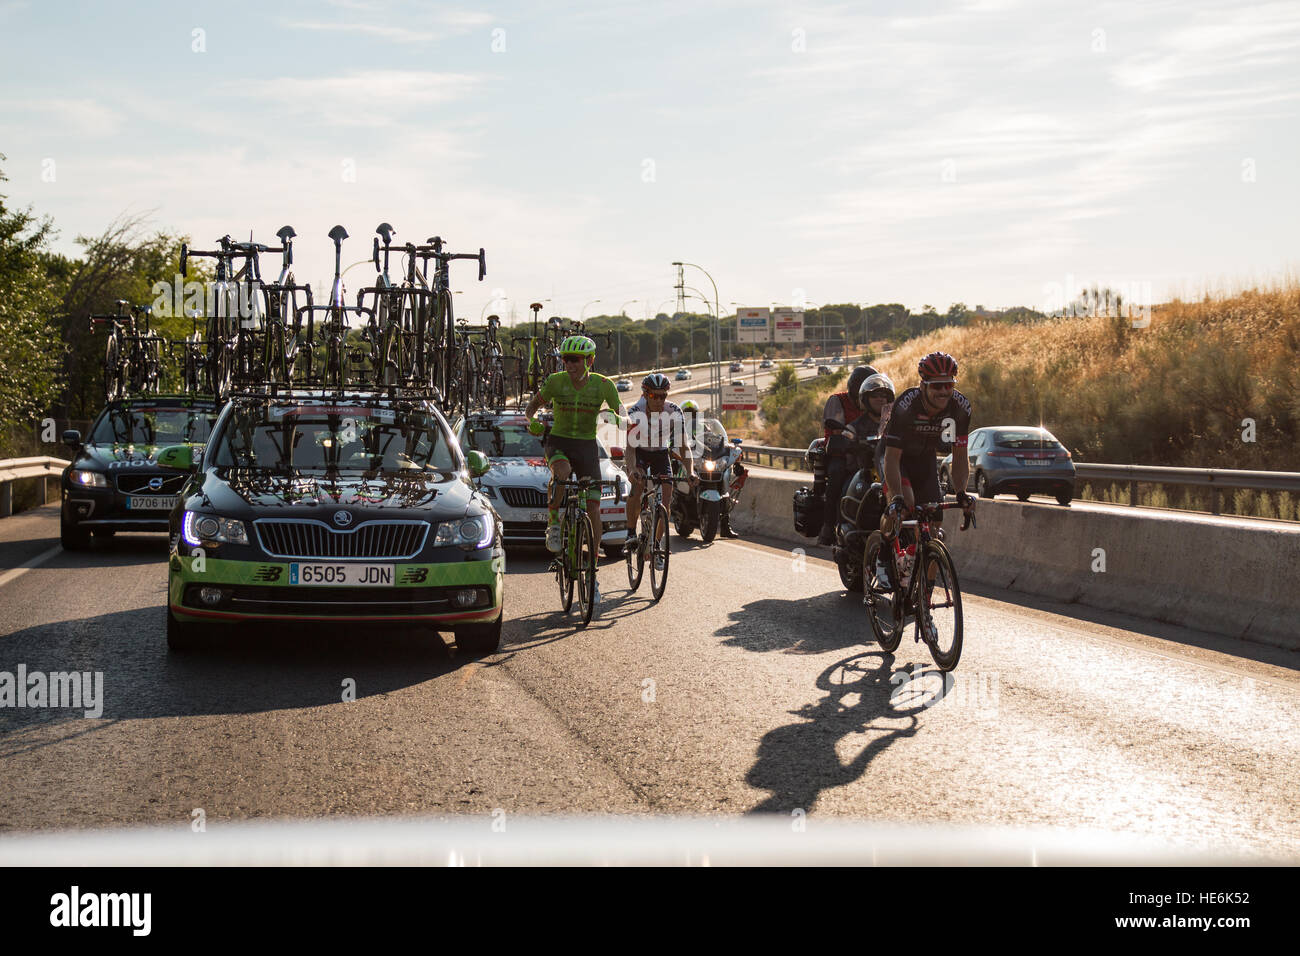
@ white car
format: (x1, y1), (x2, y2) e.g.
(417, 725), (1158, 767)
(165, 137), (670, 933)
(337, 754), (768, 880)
(729, 361), (743, 372)
(675, 368), (692, 381)
(454, 410), (632, 556)
(759, 358), (773, 369)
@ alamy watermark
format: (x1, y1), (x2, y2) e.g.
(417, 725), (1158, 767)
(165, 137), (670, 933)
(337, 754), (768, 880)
(0, 665), (103, 718)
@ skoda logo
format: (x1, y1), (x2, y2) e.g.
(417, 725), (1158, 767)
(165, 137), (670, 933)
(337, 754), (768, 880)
(148, 477), (164, 491)
(333, 510), (353, 528)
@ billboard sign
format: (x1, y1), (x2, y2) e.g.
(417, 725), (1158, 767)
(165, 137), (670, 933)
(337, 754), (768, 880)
(721, 382), (759, 411)
(772, 307), (804, 343)
(736, 307), (770, 344)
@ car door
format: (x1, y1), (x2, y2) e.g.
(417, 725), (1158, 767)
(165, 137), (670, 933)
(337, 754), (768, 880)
(967, 430), (987, 490)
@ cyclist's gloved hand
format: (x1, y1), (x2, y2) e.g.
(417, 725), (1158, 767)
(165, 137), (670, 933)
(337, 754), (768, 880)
(956, 491), (974, 510)
(527, 418), (545, 436)
(886, 495), (907, 518)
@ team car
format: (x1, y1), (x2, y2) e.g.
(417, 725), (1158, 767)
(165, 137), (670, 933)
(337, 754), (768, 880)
(162, 391), (504, 655)
(60, 395), (219, 550)
(453, 408), (632, 556)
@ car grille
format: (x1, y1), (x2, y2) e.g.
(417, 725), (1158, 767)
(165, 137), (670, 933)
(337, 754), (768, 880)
(501, 487), (548, 508)
(253, 520), (429, 559)
(115, 472), (188, 495)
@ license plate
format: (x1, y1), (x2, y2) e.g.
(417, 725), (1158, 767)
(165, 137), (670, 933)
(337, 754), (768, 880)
(290, 563), (395, 586)
(125, 495), (178, 511)
(1022, 459), (1052, 466)
(530, 512), (549, 522)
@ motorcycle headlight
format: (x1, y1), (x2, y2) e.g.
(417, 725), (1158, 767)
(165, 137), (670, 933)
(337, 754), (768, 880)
(435, 515), (493, 550)
(703, 460), (717, 472)
(70, 469), (108, 488)
(183, 511), (248, 547)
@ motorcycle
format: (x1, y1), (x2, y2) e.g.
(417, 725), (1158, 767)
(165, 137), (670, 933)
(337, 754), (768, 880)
(672, 419), (748, 542)
(794, 434), (885, 591)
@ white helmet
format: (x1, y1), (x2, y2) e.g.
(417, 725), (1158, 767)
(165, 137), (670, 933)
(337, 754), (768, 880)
(859, 372), (895, 406)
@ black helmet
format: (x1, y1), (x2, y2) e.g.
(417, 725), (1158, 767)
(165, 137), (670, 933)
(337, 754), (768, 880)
(642, 372), (670, 392)
(846, 365), (878, 403)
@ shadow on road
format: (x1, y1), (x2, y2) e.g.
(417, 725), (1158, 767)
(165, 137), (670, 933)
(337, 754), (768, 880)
(0, 604), (462, 755)
(714, 592), (871, 656)
(745, 651), (949, 815)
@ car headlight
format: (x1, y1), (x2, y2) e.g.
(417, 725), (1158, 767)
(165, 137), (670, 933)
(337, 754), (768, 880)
(435, 515), (493, 550)
(70, 469), (108, 488)
(182, 511), (248, 547)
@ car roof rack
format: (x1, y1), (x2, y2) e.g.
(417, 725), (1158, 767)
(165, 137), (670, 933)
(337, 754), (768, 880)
(226, 382), (444, 404)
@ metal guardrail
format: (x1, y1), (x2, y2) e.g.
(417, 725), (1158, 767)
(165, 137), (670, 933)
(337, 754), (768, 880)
(739, 445), (1300, 517)
(0, 456), (69, 517)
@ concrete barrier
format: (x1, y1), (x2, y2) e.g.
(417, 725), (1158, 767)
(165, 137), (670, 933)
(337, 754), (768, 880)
(734, 469), (1300, 651)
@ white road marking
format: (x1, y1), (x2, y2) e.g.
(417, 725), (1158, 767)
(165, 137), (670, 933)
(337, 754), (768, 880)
(0, 545), (64, 589)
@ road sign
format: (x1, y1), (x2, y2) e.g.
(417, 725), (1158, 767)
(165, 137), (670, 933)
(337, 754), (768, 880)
(772, 307), (804, 343)
(736, 307), (770, 343)
(721, 382), (758, 411)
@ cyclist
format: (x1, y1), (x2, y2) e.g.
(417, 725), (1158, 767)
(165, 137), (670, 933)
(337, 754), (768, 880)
(818, 365), (878, 545)
(879, 352), (975, 587)
(525, 336), (625, 608)
(626, 374), (694, 562)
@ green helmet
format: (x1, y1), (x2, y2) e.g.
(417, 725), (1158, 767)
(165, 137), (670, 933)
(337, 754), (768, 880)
(559, 335), (596, 357)
(680, 400), (699, 414)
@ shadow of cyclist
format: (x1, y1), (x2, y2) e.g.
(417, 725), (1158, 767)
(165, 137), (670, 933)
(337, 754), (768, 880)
(745, 650), (951, 815)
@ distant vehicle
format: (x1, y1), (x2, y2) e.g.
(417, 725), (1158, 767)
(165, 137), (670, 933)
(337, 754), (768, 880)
(675, 368), (692, 381)
(802, 357), (815, 367)
(729, 361), (743, 372)
(616, 378), (632, 392)
(939, 425), (1076, 505)
(816, 365), (831, 376)
(830, 355), (843, 364)
(759, 357), (773, 369)
(730, 379), (745, 387)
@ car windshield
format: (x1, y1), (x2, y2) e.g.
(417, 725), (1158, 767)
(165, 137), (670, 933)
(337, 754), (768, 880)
(211, 403), (457, 473)
(994, 430), (1060, 449)
(91, 405), (216, 445)
(462, 421), (546, 458)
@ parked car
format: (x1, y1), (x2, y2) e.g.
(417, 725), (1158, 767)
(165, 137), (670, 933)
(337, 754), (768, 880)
(675, 368), (692, 381)
(939, 425), (1075, 505)
(616, 378), (632, 392)
(453, 409), (631, 556)
(60, 395), (219, 550)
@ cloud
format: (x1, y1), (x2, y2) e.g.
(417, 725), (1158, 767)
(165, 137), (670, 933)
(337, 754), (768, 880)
(0, 97), (122, 137)
(222, 70), (486, 128)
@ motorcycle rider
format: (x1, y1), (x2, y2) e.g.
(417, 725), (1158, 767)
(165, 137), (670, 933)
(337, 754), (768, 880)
(679, 400), (743, 538)
(818, 365), (879, 545)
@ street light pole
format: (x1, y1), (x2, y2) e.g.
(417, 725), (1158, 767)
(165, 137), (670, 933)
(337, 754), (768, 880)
(673, 261), (721, 415)
(580, 299), (601, 322)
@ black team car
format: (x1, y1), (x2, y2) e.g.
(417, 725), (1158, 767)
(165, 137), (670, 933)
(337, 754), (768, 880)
(60, 396), (219, 549)
(161, 389), (504, 655)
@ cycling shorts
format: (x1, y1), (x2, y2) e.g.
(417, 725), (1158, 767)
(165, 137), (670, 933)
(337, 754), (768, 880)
(631, 448), (672, 478)
(882, 453), (942, 507)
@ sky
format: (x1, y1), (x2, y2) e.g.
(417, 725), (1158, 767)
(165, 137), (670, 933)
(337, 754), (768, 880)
(1, 0), (1297, 325)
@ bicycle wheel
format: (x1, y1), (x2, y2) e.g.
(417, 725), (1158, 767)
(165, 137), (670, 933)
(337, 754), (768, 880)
(626, 508), (645, 592)
(918, 540), (963, 671)
(649, 503), (670, 602)
(576, 513), (598, 625)
(557, 520), (575, 613)
(863, 532), (903, 652)
(102, 335), (121, 401)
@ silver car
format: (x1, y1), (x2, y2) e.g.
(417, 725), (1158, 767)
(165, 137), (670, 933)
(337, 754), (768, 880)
(939, 425), (1076, 505)
(454, 409), (633, 555)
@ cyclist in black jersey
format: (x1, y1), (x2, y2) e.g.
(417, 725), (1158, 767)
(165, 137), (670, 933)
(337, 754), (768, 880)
(880, 351), (976, 523)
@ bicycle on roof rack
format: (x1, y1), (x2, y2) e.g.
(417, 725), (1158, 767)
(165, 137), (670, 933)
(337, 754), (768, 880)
(90, 300), (165, 401)
(408, 235), (486, 415)
(291, 225), (376, 391)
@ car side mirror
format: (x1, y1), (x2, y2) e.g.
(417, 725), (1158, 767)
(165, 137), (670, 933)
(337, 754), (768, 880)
(466, 450), (490, 478)
(62, 429), (82, 449)
(610, 446), (624, 460)
(157, 445), (196, 470)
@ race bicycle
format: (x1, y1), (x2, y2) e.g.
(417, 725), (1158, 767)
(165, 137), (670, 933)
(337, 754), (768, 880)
(552, 475), (622, 626)
(625, 473), (672, 601)
(863, 500), (974, 672)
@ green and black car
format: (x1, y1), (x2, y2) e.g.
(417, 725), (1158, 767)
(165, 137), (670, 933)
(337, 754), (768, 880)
(60, 396), (220, 550)
(162, 391), (504, 655)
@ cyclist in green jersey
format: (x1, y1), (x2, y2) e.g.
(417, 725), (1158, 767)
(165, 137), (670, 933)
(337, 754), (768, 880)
(524, 335), (626, 570)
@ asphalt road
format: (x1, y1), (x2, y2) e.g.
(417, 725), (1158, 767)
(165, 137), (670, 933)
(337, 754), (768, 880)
(1, 503), (1297, 859)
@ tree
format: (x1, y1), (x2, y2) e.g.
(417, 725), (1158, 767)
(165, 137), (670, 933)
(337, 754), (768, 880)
(0, 155), (63, 454)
